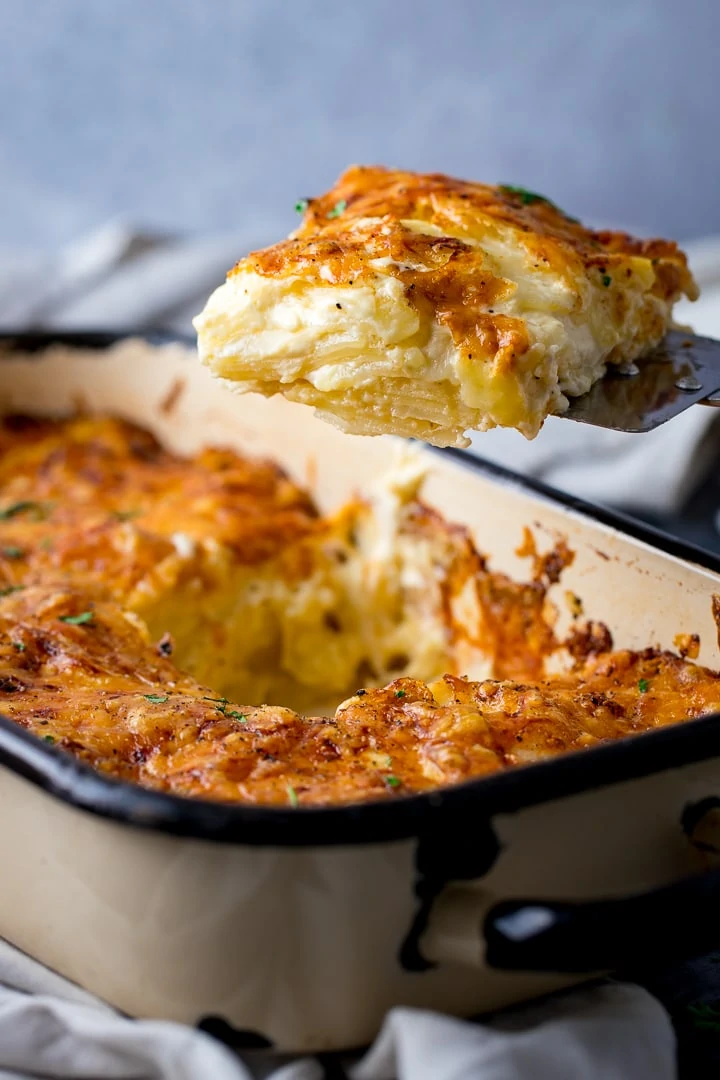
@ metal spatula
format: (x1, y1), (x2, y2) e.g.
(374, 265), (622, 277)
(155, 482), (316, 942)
(563, 330), (720, 431)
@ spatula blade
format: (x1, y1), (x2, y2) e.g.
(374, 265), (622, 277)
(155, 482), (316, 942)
(562, 330), (720, 432)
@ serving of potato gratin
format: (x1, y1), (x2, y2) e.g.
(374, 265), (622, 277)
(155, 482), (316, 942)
(194, 165), (697, 447)
(1, 409), (720, 807)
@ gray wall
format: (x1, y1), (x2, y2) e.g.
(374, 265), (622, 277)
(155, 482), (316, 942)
(2, 0), (719, 251)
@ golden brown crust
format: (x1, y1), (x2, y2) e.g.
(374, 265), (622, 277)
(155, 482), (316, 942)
(250, 165), (694, 301)
(1, 412), (718, 808)
(0, 413), (568, 716)
(0, 413), (318, 588)
(195, 165), (698, 447)
(246, 165), (696, 367)
(2, 585), (718, 807)
(0, 414), (331, 707)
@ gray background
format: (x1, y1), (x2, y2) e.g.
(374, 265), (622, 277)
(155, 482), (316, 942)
(1, 0), (719, 253)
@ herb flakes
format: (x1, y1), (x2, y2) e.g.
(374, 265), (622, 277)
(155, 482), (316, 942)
(499, 184), (549, 207)
(499, 184), (578, 222)
(395, 689), (406, 698)
(294, 198), (309, 214)
(327, 199), (347, 219)
(227, 710), (248, 723)
(2, 546), (24, 560)
(203, 695), (230, 715)
(602, 274), (612, 288)
(0, 501), (50, 521)
(638, 678), (650, 694)
(0, 584), (25, 597)
(111, 509), (142, 522)
(144, 693), (169, 704)
(203, 696), (247, 720)
(287, 784), (300, 807)
(59, 610), (94, 626)
(686, 1001), (720, 1034)
(384, 775), (402, 789)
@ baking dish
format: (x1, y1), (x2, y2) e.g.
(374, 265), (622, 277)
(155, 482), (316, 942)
(2, 331), (720, 1053)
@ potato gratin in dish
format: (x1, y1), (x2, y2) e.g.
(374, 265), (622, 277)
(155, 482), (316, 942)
(1, 411), (719, 807)
(194, 165), (697, 447)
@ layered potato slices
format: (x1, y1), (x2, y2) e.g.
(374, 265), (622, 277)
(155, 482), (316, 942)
(194, 166), (697, 447)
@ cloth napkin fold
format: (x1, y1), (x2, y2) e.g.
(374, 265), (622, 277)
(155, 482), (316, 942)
(0, 224), (713, 1078)
(0, 939), (674, 1080)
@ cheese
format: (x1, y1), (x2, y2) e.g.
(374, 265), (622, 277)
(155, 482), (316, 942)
(195, 165), (698, 447)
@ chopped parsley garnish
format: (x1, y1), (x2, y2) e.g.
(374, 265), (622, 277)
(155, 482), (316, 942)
(12, 641), (25, 652)
(43, 734), (55, 744)
(384, 775), (402, 789)
(203, 696), (246, 721)
(602, 274), (612, 288)
(327, 199), (347, 219)
(686, 1001), (720, 1033)
(395, 689), (406, 698)
(499, 184), (578, 222)
(144, 694), (168, 704)
(0, 501), (50, 521)
(2, 547), (24, 560)
(294, 198), (309, 214)
(638, 678), (650, 693)
(0, 501), (42, 522)
(499, 184), (549, 207)
(0, 584), (25, 597)
(385, 755), (393, 769)
(111, 509), (142, 522)
(287, 784), (299, 807)
(59, 610), (94, 626)
(203, 696), (229, 714)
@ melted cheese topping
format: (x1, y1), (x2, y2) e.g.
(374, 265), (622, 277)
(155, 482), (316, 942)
(1, 413), (719, 807)
(194, 166), (698, 447)
(2, 587), (719, 807)
(0, 415), (553, 715)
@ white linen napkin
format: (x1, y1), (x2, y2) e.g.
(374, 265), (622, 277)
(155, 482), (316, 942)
(0, 938), (674, 1080)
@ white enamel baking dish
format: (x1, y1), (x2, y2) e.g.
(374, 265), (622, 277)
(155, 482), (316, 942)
(2, 332), (720, 1054)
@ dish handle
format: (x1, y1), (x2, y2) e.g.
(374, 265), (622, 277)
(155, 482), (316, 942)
(482, 868), (720, 973)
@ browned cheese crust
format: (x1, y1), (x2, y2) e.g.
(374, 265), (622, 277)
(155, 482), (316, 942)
(253, 166), (693, 315)
(0, 414), (718, 807)
(194, 166), (697, 446)
(2, 586), (719, 806)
